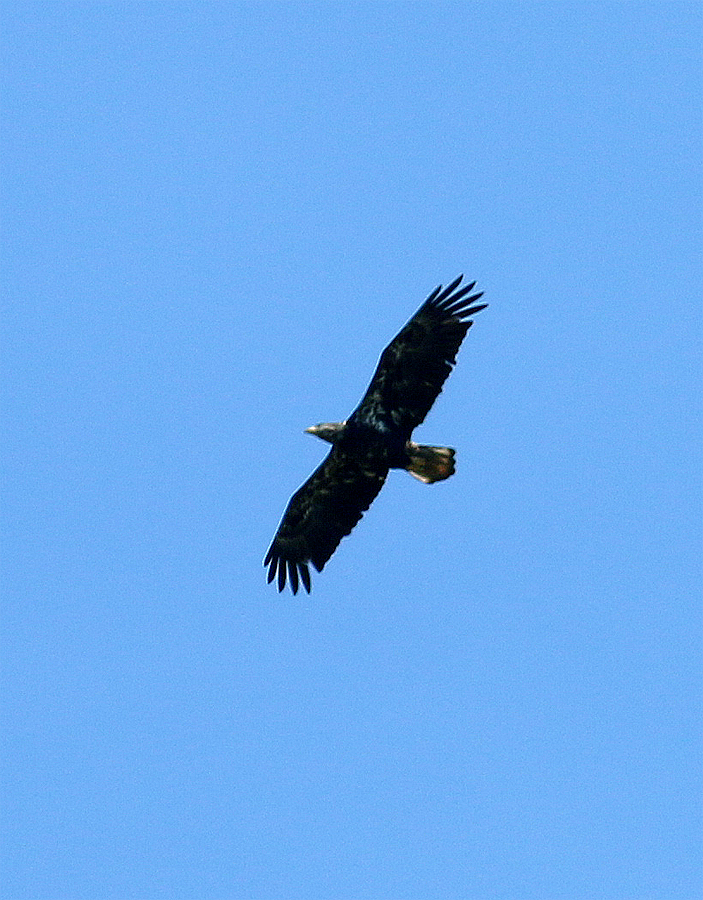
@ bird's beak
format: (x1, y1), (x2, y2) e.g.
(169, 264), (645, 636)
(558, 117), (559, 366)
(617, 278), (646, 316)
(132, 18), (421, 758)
(304, 426), (317, 435)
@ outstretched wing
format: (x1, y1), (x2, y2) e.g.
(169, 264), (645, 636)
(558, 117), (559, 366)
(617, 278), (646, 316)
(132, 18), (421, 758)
(351, 275), (487, 437)
(264, 447), (387, 595)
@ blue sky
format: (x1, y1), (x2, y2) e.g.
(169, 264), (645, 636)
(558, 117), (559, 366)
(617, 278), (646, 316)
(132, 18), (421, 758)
(2, 3), (701, 899)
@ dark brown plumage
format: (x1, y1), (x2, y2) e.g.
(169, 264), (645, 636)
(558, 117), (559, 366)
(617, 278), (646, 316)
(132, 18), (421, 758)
(264, 275), (487, 594)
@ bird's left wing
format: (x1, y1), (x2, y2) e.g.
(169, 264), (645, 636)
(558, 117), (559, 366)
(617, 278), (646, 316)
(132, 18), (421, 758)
(264, 447), (387, 594)
(351, 275), (487, 437)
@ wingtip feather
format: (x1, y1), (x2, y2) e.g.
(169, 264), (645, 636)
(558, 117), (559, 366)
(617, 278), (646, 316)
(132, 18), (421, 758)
(288, 560), (299, 595)
(435, 274), (464, 304)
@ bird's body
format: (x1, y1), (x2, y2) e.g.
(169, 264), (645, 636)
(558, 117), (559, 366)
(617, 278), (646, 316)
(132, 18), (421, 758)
(264, 275), (487, 594)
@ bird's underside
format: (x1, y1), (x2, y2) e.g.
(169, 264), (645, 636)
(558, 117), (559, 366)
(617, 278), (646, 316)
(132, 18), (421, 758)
(264, 275), (487, 594)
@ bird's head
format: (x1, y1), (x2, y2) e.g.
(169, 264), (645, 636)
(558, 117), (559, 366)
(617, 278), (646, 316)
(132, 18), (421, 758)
(304, 421), (347, 444)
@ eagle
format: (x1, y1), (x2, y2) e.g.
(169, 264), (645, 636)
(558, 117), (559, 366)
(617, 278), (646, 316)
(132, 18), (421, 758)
(264, 275), (487, 594)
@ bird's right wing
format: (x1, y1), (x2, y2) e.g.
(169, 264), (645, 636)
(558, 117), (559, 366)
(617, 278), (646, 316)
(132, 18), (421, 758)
(264, 448), (387, 595)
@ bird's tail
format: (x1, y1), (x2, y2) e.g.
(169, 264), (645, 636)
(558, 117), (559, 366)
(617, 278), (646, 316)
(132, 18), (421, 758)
(405, 443), (456, 483)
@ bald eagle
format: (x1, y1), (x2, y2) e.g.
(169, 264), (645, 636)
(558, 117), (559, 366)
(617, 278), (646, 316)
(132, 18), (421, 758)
(264, 275), (487, 594)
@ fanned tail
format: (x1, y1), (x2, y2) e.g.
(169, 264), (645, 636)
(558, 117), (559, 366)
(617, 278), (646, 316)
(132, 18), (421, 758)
(406, 443), (456, 483)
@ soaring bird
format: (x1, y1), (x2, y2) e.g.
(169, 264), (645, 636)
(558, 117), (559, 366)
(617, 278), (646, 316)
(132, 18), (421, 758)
(264, 275), (487, 594)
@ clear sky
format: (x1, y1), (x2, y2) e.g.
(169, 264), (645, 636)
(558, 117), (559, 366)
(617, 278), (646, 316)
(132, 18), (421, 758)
(2, 3), (701, 899)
